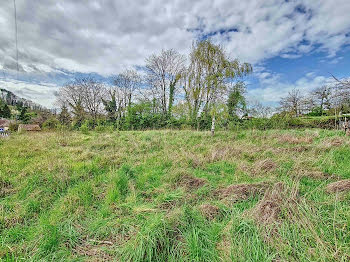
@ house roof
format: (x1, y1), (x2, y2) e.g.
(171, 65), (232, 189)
(0, 119), (11, 127)
(18, 124), (41, 131)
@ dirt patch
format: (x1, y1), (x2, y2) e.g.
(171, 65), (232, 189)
(255, 159), (277, 172)
(277, 135), (313, 145)
(217, 182), (269, 201)
(325, 179), (350, 193)
(199, 204), (220, 220)
(252, 182), (298, 226)
(178, 175), (207, 191)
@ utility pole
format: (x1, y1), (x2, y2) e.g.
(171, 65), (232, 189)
(14, 0), (19, 78)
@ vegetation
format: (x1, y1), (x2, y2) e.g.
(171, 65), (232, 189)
(1, 129), (350, 261)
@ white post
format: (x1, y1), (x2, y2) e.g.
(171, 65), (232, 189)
(211, 115), (215, 136)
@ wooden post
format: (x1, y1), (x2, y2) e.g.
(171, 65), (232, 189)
(211, 115), (215, 136)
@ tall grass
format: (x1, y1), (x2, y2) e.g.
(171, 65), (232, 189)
(0, 129), (350, 261)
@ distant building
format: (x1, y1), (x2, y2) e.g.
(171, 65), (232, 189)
(0, 119), (11, 131)
(18, 124), (41, 132)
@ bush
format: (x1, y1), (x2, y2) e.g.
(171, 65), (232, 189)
(42, 118), (60, 130)
(9, 122), (19, 132)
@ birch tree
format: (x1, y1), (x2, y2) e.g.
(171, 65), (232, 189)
(182, 40), (252, 133)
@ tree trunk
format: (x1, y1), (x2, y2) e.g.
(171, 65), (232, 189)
(211, 115), (215, 136)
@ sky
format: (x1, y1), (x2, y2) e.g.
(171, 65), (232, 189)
(0, 0), (350, 108)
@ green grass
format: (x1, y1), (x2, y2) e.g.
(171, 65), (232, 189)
(1, 129), (350, 261)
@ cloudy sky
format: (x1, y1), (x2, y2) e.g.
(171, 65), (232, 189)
(1, 0), (350, 108)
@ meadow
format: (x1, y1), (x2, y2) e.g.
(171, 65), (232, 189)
(1, 129), (350, 261)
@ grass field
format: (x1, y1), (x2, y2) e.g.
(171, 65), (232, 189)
(1, 129), (350, 261)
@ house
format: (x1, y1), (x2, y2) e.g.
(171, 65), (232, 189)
(18, 124), (41, 132)
(0, 119), (11, 131)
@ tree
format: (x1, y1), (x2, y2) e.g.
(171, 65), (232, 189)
(18, 107), (31, 123)
(58, 105), (71, 126)
(182, 40), (252, 133)
(56, 79), (86, 126)
(102, 86), (125, 127)
(0, 104), (11, 118)
(279, 88), (304, 117)
(227, 82), (247, 119)
(311, 85), (331, 115)
(56, 77), (105, 126)
(146, 49), (185, 117)
(114, 69), (141, 110)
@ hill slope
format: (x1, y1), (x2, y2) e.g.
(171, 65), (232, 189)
(0, 88), (44, 110)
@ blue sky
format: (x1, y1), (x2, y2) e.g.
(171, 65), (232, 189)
(0, 0), (350, 108)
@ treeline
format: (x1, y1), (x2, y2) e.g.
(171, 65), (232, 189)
(278, 78), (350, 117)
(4, 40), (349, 132)
(53, 40), (253, 132)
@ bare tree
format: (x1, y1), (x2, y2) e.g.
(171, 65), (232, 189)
(56, 77), (105, 125)
(145, 49), (185, 116)
(248, 100), (273, 118)
(114, 69), (142, 109)
(311, 85), (332, 114)
(279, 88), (304, 117)
(55, 79), (86, 125)
(80, 77), (106, 123)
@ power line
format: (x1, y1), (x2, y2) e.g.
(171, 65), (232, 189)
(13, 0), (19, 79)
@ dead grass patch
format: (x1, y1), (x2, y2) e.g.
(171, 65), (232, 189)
(255, 159), (277, 173)
(325, 179), (350, 193)
(251, 182), (298, 226)
(199, 204), (220, 220)
(217, 182), (269, 201)
(177, 174), (207, 191)
(74, 239), (114, 261)
(207, 146), (242, 162)
(295, 170), (339, 180)
(277, 134), (313, 145)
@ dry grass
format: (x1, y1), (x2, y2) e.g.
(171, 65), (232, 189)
(325, 179), (350, 193)
(251, 182), (298, 226)
(217, 182), (269, 201)
(199, 204), (220, 220)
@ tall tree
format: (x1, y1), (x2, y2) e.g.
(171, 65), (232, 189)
(114, 69), (141, 109)
(58, 105), (71, 126)
(311, 85), (331, 115)
(2, 104), (11, 119)
(182, 40), (252, 132)
(56, 79), (86, 125)
(102, 86), (124, 123)
(56, 77), (105, 125)
(227, 81), (247, 119)
(145, 49), (185, 117)
(80, 78), (106, 123)
(279, 88), (304, 117)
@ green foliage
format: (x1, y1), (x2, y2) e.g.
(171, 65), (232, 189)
(18, 107), (31, 123)
(58, 105), (71, 126)
(0, 103), (11, 118)
(227, 82), (247, 119)
(43, 117), (60, 130)
(2, 129), (350, 261)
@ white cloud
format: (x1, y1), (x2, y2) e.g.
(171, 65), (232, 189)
(0, 79), (59, 108)
(0, 0), (349, 107)
(249, 72), (334, 105)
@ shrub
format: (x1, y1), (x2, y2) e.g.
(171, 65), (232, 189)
(42, 118), (60, 130)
